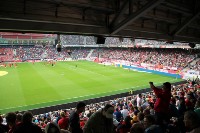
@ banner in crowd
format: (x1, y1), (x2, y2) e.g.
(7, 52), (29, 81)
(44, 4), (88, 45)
(182, 70), (200, 80)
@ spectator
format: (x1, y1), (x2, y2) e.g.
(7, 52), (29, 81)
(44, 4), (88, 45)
(45, 122), (70, 133)
(0, 115), (9, 133)
(83, 104), (114, 133)
(130, 123), (144, 133)
(178, 97), (186, 117)
(121, 106), (129, 120)
(169, 97), (179, 118)
(113, 108), (122, 122)
(137, 112), (144, 125)
(143, 115), (162, 133)
(6, 112), (17, 133)
(14, 111), (43, 133)
(149, 82), (171, 126)
(131, 111), (138, 124)
(116, 116), (132, 133)
(69, 102), (86, 133)
(185, 94), (195, 110)
(137, 94), (142, 107)
(194, 100), (200, 119)
(45, 122), (62, 133)
(143, 109), (150, 116)
(58, 111), (69, 130)
(184, 110), (200, 133)
(16, 113), (23, 125)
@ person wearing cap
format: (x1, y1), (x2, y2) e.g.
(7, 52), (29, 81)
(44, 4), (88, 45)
(69, 102), (86, 133)
(149, 82), (171, 127)
(83, 104), (114, 133)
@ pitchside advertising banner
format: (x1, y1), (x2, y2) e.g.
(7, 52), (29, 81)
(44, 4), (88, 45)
(95, 58), (181, 74)
(94, 58), (183, 78)
(182, 70), (200, 80)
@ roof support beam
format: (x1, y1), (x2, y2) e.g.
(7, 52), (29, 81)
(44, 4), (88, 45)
(0, 19), (200, 43)
(118, 29), (200, 43)
(23, 0), (26, 15)
(129, 0), (134, 15)
(163, 0), (192, 13)
(0, 19), (108, 35)
(0, 14), (105, 27)
(142, 15), (177, 24)
(110, 0), (164, 35)
(161, 4), (192, 16)
(110, 0), (129, 27)
(171, 12), (200, 35)
(60, 1), (114, 14)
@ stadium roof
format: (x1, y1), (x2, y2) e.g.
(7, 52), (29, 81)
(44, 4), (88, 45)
(0, 0), (200, 43)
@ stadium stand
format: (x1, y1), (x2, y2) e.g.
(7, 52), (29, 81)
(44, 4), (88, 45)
(1, 46), (199, 71)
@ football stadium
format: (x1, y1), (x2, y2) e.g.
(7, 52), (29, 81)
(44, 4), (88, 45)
(0, 0), (200, 133)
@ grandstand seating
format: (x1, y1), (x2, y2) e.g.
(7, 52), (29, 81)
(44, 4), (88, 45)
(0, 46), (199, 71)
(91, 48), (198, 70)
(188, 59), (200, 72)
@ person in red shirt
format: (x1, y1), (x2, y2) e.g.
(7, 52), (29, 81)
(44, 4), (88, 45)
(58, 111), (69, 130)
(116, 116), (132, 133)
(149, 82), (171, 126)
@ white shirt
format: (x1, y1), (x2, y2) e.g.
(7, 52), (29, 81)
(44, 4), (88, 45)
(121, 109), (129, 119)
(137, 97), (142, 107)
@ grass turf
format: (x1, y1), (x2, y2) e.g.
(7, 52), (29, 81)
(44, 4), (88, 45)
(0, 61), (183, 114)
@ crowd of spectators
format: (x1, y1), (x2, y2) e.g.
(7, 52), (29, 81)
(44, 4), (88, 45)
(60, 35), (95, 45)
(1, 80), (200, 133)
(15, 46), (44, 60)
(60, 36), (134, 45)
(0, 34), (195, 47)
(135, 39), (166, 45)
(0, 46), (199, 70)
(187, 59), (200, 72)
(91, 48), (198, 70)
(0, 46), (91, 61)
(135, 39), (190, 46)
(0, 47), (13, 61)
(60, 35), (133, 45)
(60, 35), (191, 46)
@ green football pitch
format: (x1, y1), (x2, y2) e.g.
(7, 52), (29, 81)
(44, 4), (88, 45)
(0, 61), (183, 114)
